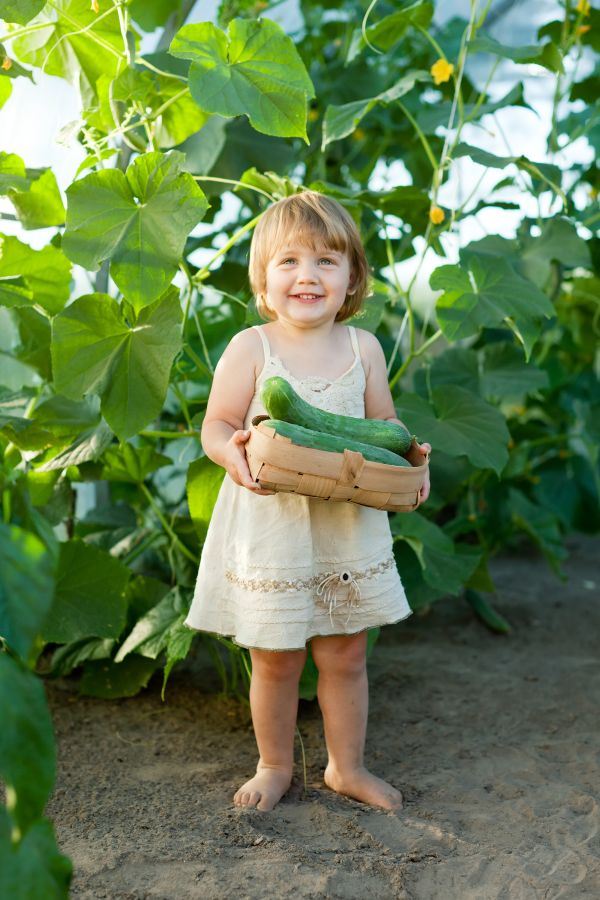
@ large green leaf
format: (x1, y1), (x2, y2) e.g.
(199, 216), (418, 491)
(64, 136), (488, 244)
(12, 0), (128, 104)
(395, 386), (510, 475)
(0, 1), (46, 24)
(480, 342), (548, 402)
(0, 412), (57, 451)
(427, 344), (549, 403)
(0, 234), (71, 314)
(0, 655), (55, 834)
(346, 279), (388, 332)
(453, 143), (562, 193)
(322, 70), (429, 149)
(186, 455), (225, 542)
(41, 539), (130, 643)
(62, 151), (207, 309)
(0, 808), (72, 898)
(0, 153), (65, 229)
(100, 443), (171, 483)
(114, 586), (185, 662)
(48, 636), (116, 678)
(161, 620), (194, 701)
(51, 288), (183, 439)
(0, 351), (40, 391)
(509, 488), (568, 576)
(37, 419), (113, 471)
(392, 541), (447, 609)
(79, 655), (159, 698)
(520, 217), (591, 286)
(0, 523), (55, 660)
(346, 1), (433, 63)
(129, 0), (185, 32)
(428, 347), (479, 396)
(390, 513), (481, 595)
(431, 253), (555, 358)
(467, 35), (564, 74)
(112, 60), (208, 149)
(169, 18), (315, 142)
(0, 76), (11, 108)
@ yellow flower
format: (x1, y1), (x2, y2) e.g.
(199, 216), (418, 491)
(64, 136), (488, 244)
(352, 127), (366, 141)
(429, 206), (445, 225)
(1, 56), (12, 71)
(576, 0), (591, 14)
(430, 58), (454, 85)
(308, 108), (319, 122)
(91, 0), (99, 12)
(576, 23), (591, 34)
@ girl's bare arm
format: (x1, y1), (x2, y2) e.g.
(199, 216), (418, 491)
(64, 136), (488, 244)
(201, 329), (274, 495)
(358, 329), (431, 502)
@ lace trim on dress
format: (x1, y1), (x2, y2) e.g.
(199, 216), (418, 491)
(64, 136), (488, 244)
(225, 556), (396, 626)
(267, 355), (360, 393)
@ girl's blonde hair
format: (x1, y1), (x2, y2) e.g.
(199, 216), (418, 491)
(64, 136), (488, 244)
(248, 190), (371, 322)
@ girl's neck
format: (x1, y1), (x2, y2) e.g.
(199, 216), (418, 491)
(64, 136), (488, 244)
(268, 318), (340, 348)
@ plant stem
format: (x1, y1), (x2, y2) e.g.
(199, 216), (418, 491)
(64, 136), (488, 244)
(192, 213), (264, 284)
(139, 482), (199, 564)
(140, 429), (199, 439)
(396, 101), (439, 171)
(193, 175), (275, 202)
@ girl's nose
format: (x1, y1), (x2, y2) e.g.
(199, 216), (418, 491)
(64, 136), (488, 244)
(297, 265), (319, 281)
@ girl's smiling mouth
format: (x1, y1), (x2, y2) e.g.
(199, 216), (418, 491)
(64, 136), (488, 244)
(290, 293), (324, 302)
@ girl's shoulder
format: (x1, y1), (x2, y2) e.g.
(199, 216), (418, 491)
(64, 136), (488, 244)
(226, 326), (265, 380)
(349, 325), (379, 378)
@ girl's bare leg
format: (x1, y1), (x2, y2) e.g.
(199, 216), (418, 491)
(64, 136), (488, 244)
(234, 646), (307, 811)
(311, 631), (403, 810)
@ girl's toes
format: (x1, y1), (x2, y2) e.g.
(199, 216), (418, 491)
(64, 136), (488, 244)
(249, 791), (261, 807)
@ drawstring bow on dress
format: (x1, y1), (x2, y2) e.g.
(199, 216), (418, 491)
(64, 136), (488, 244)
(315, 569), (361, 627)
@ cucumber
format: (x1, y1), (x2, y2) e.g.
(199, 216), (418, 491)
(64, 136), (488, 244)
(262, 419), (411, 467)
(261, 376), (412, 455)
(464, 589), (512, 634)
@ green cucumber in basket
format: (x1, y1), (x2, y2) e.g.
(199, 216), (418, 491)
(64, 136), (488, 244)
(261, 376), (412, 455)
(261, 419), (411, 467)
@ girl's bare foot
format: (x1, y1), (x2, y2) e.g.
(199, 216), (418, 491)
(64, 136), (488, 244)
(233, 763), (292, 812)
(324, 764), (403, 810)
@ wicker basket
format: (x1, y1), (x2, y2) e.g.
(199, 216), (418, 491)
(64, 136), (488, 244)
(245, 414), (429, 513)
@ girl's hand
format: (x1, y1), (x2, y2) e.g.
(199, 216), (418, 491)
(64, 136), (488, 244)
(415, 441), (431, 505)
(224, 429), (276, 496)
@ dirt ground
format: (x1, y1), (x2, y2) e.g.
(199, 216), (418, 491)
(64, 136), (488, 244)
(44, 534), (600, 899)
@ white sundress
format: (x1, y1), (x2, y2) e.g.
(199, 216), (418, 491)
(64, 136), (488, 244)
(184, 323), (413, 651)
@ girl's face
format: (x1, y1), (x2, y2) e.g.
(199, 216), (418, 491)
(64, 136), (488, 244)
(264, 242), (355, 328)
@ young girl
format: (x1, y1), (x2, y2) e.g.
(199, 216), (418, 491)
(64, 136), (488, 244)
(185, 191), (431, 813)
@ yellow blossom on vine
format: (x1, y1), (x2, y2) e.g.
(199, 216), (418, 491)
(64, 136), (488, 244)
(1, 56), (12, 71)
(577, 23), (591, 34)
(91, 0), (99, 12)
(430, 58), (454, 85)
(352, 128), (366, 141)
(429, 206), (445, 225)
(576, 0), (590, 15)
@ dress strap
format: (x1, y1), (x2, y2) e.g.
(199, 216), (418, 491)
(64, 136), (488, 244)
(349, 325), (360, 359)
(252, 324), (271, 363)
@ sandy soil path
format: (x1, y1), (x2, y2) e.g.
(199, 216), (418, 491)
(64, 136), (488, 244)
(45, 535), (600, 899)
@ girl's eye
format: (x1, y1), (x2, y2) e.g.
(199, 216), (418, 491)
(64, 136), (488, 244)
(319, 258), (334, 265)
